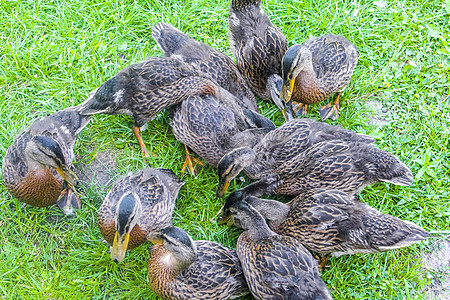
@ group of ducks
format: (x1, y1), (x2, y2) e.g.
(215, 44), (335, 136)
(2, 0), (429, 299)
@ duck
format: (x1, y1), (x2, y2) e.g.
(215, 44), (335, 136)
(98, 168), (184, 262)
(152, 22), (257, 112)
(147, 226), (249, 300)
(216, 118), (374, 197)
(280, 34), (360, 121)
(218, 139), (413, 199)
(226, 200), (332, 300)
(2, 105), (90, 215)
(228, 0), (289, 114)
(170, 90), (275, 175)
(78, 56), (221, 158)
(219, 189), (429, 269)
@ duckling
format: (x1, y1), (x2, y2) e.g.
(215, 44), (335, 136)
(78, 57), (219, 158)
(218, 139), (413, 199)
(228, 0), (289, 113)
(227, 201), (332, 300)
(280, 34), (360, 121)
(152, 22), (257, 111)
(220, 189), (429, 269)
(170, 90), (275, 175)
(147, 226), (249, 300)
(217, 118), (374, 197)
(98, 168), (183, 262)
(2, 106), (90, 214)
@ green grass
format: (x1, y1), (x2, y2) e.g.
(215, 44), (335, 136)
(0, 0), (449, 299)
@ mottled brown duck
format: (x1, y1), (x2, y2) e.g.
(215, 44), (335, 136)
(217, 118), (374, 197)
(98, 168), (183, 262)
(218, 138), (413, 199)
(147, 226), (249, 300)
(2, 106), (90, 214)
(152, 22), (257, 111)
(280, 34), (360, 121)
(228, 0), (289, 113)
(78, 56), (220, 158)
(220, 189), (429, 269)
(227, 201), (332, 300)
(170, 90), (275, 175)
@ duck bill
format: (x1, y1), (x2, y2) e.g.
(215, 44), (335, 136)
(216, 180), (230, 198)
(217, 212), (231, 225)
(111, 232), (130, 263)
(56, 166), (78, 187)
(280, 79), (295, 104)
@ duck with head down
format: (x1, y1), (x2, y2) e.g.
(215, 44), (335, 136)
(280, 34), (360, 121)
(2, 106), (90, 214)
(220, 189), (429, 269)
(147, 226), (249, 300)
(98, 168), (184, 263)
(226, 200), (332, 300)
(216, 118), (375, 198)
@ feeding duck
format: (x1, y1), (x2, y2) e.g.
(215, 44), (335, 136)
(218, 136), (413, 199)
(228, 0), (289, 114)
(280, 34), (360, 121)
(152, 22), (257, 112)
(98, 168), (183, 263)
(78, 56), (220, 158)
(218, 139), (413, 198)
(2, 106), (90, 214)
(170, 90), (275, 175)
(227, 201), (332, 300)
(220, 189), (429, 269)
(217, 118), (374, 197)
(147, 226), (249, 299)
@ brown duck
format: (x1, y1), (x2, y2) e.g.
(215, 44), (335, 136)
(147, 226), (249, 300)
(228, 0), (289, 113)
(280, 34), (360, 121)
(217, 118), (374, 197)
(152, 22), (257, 112)
(2, 106), (90, 214)
(227, 201), (332, 300)
(78, 57), (219, 158)
(220, 189), (429, 269)
(98, 168), (183, 262)
(218, 139), (413, 199)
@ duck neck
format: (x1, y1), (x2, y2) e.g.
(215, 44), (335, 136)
(245, 197), (289, 230)
(246, 216), (277, 241)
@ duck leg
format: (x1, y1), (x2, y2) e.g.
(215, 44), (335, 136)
(318, 255), (329, 271)
(319, 92), (341, 121)
(292, 102), (308, 117)
(181, 145), (203, 176)
(56, 185), (81, 215)
(132, 125), (150, 158)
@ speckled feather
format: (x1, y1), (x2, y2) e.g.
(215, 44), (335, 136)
(228, 0), (288, 100)
(269, 189), (430, 256)
(291, 34), (359, 104)
(148, 240), (249, 300)
(2, 106), (90, 207)
(152, 22), (257, 111)
(98, 168), (184, 250)
(237, 232), (331, 300)
(79, 57), (217, 127)
(236, 139), (412, 198)
(243, 118), (374, 179)
(170, 94), (270, 168)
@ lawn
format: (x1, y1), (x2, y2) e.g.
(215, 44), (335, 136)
(0, 0), (449, 299)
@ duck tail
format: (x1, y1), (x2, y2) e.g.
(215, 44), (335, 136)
(366, 213), (429, 251)
(152, 22), (187, 56)
(365, 147), (414, 186)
